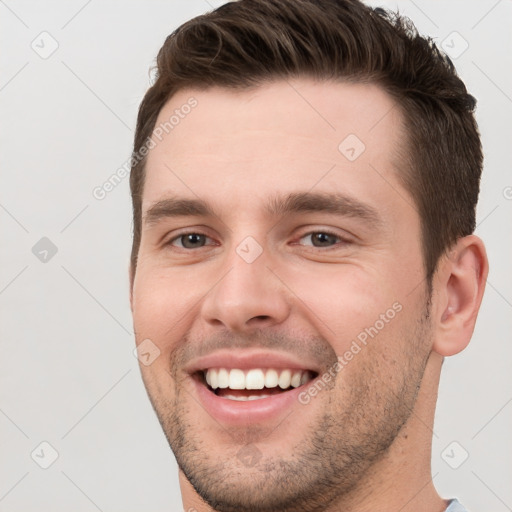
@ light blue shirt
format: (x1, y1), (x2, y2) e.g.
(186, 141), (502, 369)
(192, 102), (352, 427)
(446, 498), (468, 512)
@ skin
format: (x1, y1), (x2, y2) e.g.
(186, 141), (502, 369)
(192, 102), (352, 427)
(129, 79), (488, 512)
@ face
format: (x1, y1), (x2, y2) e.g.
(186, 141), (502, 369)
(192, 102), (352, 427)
(131, 79), (434, 512)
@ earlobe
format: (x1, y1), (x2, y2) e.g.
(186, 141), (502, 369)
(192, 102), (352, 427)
(432, 235), (488, 357)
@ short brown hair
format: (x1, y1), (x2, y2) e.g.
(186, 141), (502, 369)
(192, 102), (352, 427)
(129, 0), (482, 285)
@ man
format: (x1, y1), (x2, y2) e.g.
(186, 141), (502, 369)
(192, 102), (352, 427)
(128, 1), (488, 511)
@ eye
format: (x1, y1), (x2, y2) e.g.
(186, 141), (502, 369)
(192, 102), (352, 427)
(297, 230), (347, 248)
(165, 230), (348, 251)
(168, 232), (214, 249)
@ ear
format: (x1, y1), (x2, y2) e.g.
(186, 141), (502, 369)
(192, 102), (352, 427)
(431, 235), (488, 356)
(129, 263), (135, 313)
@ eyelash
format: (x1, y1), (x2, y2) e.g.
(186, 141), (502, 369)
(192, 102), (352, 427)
(166, 229), (350, 251)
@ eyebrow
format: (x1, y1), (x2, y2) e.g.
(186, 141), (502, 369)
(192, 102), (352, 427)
(143, 191), (382, 229)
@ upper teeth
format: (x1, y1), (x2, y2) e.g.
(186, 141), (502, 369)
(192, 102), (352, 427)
(205, 368), (312, 390)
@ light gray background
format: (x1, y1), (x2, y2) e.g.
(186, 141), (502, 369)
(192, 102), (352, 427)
(1, 1), (511, 511)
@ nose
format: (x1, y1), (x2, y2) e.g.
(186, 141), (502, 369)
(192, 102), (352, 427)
(200, 245), (291, 332)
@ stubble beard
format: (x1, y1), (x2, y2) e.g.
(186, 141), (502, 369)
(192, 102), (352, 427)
(147, 303), (433, 512)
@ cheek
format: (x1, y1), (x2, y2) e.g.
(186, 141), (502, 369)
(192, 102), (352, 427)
(132, 273), (188, 399)
(132, 267), (195, 358)
(278, 262), (397, 348)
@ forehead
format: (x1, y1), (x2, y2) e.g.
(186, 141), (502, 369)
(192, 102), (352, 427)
(142, 79), (406, 216)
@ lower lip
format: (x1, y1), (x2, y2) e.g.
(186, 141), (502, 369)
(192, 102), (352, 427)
(192, 377), (308, 426)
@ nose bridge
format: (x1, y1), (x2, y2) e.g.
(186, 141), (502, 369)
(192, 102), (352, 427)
(200, 236), (290, 331)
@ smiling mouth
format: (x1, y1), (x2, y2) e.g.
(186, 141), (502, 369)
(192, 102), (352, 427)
(197, 368), (318, 401)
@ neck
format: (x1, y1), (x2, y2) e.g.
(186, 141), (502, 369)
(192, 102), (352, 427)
(180, 351), (449, 512)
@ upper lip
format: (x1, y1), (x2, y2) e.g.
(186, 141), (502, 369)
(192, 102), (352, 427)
(184, 349), (321, 375)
